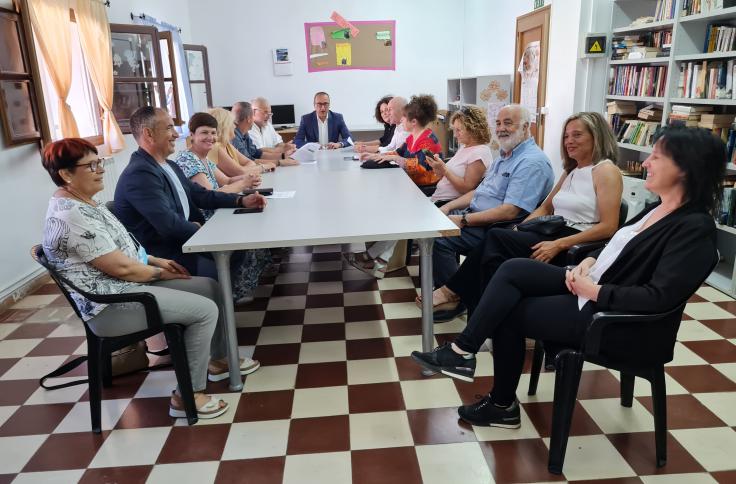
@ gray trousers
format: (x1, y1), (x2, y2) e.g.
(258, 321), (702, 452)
(87, 277), (228, 392)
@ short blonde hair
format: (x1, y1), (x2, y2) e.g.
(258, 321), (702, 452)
(560, 112), (618, 172)
(208, 107), (235, 146)
(450, 106), (491, 145)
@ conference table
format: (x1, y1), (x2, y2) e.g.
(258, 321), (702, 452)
(182, 149), (460, 390)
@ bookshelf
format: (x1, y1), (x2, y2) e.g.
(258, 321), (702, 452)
(602, 0), (736, 296)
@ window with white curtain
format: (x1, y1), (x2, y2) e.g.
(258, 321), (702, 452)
(36, 20), (102, 142)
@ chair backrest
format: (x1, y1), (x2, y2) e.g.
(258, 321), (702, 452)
(105, 200), (114, 213)
(30, 244), (88, 323)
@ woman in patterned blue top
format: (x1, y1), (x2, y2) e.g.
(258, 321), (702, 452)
(41, 138), (259, 421)
(175, 112), (271, 303)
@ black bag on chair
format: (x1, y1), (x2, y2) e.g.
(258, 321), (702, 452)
(516, 215), (566, 235)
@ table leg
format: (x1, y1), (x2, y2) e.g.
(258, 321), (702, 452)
(419, 238), (436, 377)
(212, 251), (243, 391)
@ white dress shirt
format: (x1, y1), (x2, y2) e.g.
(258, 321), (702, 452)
(248, 122), (284, 149)
(379, 123), (409, 153)
(317, 112), (329, 146)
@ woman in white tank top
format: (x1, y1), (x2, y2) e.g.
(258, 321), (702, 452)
(425, 112), (624, 320)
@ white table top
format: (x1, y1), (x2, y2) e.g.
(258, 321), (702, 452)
(183, 149), (460, 253)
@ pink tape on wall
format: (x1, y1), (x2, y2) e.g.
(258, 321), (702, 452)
(330, 11), (360, 37)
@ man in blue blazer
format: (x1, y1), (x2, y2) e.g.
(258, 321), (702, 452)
(294, 92), (352, 148)
(114, 107), (266, 279)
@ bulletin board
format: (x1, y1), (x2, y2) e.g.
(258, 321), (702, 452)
(304, 20), (396, 72)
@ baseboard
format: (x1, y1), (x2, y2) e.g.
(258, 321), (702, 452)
(0, 268), (50, 313)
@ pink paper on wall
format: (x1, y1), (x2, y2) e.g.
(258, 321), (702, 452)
(309, 26), (326, 46)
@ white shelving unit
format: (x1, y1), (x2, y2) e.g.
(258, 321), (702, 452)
(605, 0), (736, 296)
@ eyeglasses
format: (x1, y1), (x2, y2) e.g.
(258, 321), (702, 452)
(75, 157), (109, 173)
(315, 102), (330, 107)
(254, 108), (272, 117)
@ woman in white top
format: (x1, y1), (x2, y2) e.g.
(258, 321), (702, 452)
(411, 125), (722, 430)
(346, 106), (492, 277)
(425, 112), (623, 321)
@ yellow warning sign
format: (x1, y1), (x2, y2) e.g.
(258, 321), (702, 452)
(584, 35), (606, 56)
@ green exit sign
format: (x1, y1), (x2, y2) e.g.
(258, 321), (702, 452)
(534, 0), (545, 9)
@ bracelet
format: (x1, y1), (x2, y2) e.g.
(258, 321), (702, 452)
(150, 267), (162, 282)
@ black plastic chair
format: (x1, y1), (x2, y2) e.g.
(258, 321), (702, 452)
(31, 245), (198, 432)
(527, 253), (718, 474)
(564, 199), (629, 265)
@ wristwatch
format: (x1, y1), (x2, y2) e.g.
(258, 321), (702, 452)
(461, 212), (469, 227)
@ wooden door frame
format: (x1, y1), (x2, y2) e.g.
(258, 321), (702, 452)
(514, 4), (551, 148)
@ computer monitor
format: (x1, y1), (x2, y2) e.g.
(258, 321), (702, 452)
(271, 104), (296, 127)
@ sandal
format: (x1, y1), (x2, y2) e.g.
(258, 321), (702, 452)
(415, 289), (459, 311)
(169, 391), (229, 420)
(344, 253), (388, 279)
(208, 357), (260, 382)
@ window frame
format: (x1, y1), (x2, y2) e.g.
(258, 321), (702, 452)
(183, 44), (213, 110)
(0, 4), (48, 147)
(110, 23), (166, 134)
(159, 30), (183, 126)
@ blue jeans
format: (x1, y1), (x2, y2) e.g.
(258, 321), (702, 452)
(432, 210), (487, 288)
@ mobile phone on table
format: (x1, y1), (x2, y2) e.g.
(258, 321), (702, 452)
(241, 188), (273, 196)
(233, 207), (264, 214)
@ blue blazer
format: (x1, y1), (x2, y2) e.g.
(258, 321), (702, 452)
(294, 110), (352, 148)
(113, 148), (239, 263)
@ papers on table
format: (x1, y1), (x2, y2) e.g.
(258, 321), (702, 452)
(266, 191), (296, 199)
(293, 142), (320, 164)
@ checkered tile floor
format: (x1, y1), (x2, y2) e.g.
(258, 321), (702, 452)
(1, 244), (736, 483)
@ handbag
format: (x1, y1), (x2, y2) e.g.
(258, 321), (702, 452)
(515, 215), (567, 235)
(360, 160), (400, 169)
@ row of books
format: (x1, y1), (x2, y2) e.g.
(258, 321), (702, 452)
(703, 24), (736, 53)
(616, 120), (660, 147)
(654, 0), (677, 20)
(608, 65), (668, 97)
(677, 60), (735, 99)
(682, 0), (736, 16)
(610, 32), (672, 60)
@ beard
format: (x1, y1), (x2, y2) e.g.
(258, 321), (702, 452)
(498, 129), (526, 153)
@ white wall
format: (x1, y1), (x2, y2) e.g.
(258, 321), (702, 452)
(186, 0), (467, 127)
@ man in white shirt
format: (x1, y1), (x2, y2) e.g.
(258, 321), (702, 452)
(248, 97), (295, 155)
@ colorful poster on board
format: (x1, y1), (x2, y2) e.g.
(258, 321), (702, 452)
(303, 20), (396, 72)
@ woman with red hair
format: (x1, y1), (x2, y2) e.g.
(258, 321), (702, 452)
(40, 138), (250, 420)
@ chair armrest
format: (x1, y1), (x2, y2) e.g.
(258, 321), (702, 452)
(59, 276), (163, 330)
(584, 305), (685, 357)
(566, 240), (608, 265)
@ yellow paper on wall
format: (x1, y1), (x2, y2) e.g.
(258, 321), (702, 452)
(336, 43), (352, 66)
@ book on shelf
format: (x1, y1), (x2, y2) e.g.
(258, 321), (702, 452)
(638, 104), (663, 121)
(654, 0), (677, 21)
(671, 104), (714, 114)
(683, 0), (736, 17)
(609, 65), (668, 97)
(703, 24), (736, 53)
(677, 60), (735, 99)
(607, 100), (637, 114)
(699, 113), (736, 126)
(611, 32), (672, 60)
(617, 120), (660, 147)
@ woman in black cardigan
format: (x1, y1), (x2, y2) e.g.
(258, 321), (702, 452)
(412, 126), (723, 428)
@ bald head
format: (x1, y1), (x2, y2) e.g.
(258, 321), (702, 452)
(388, 96), (407, 125)
(496, 104), (531, 153)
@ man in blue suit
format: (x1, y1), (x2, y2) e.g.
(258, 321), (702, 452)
(114, 107), (266, 302)
(294, 92), (352, 149)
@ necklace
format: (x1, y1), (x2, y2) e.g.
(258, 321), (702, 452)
(62, 186), (97, 207)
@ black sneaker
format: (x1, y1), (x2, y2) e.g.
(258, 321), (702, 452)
(410, 342), (476, 382)
(433, 302), (467, 323)
(458, 395), (521, 428)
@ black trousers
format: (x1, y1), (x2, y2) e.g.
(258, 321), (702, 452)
(446, 226), (579, 315)
(453, 258), (596, 406)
